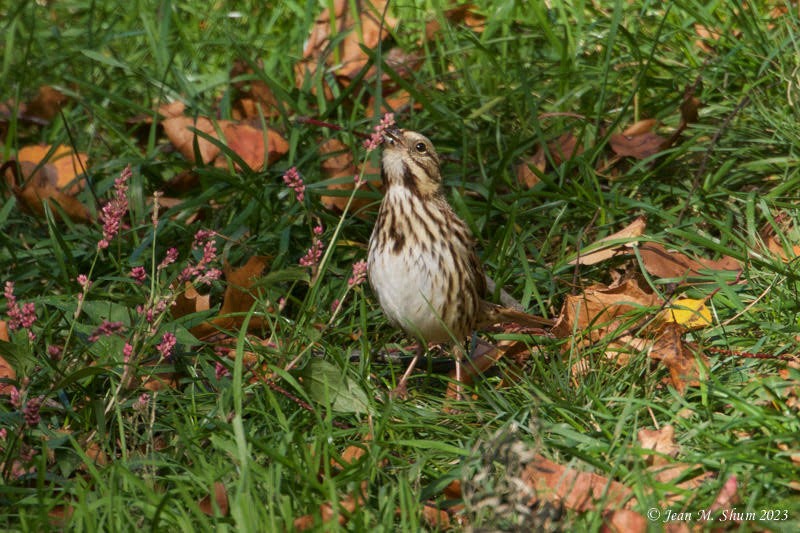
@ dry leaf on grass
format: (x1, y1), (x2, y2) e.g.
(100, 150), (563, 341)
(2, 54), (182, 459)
(198, 481), (229, 517)
(633, 242), (740, 280)
(0, 350), (16, 395)
(162, 115), (288, 171)
(319, 138), (380, 215)
(2, 145), (91, 222)
(601, 509), (648, 533)
(25, 86), (68, 122)
(190, 255), (271, 340)
(569, 216), (647, 266)
(522, 454), (633, 511)
(650, 323), (709, 393)
(295, 0), (396, 97)
(229, 59), (281, 121)
(609, 119), (666, 160)
(552, 277), (660, 342)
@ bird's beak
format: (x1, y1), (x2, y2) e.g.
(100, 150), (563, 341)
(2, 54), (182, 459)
(382, 126), (402, 146)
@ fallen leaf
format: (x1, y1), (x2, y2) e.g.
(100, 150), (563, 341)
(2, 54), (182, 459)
(2, 153), (91, 223)
(649, 323), (709, 393)
(548, 132), (581, 165)
(0, 351), (16, 395)
(602, 509), (647, 533)
(516, 150), (544, 188)
(319, 138), (380, 215)
(632, 242), (740, 280)
(609, 121), (665, 160)
(16, 144), (88, 195)
(569, 216), (647, 266)
(198, 481), (229, 516)
(171, 282), (211, 320)
(216, 122), (288, 171)
(230, 59), (281, 121)
(522, 454), (633, 511)
(163, 116), (222, 164)
(295, 0), (397, 96)
(191, 256), (271, 339)
(637, 425), (680, 468)
(25, 86), (68, 121)
(707, 475), (738, 514)
(659, 298), (712, 329)
(552, 277), (660, 342)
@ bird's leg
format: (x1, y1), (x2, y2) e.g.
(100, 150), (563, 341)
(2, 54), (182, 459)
(390, 343), (423, 399)
(454, 344), (464, 401)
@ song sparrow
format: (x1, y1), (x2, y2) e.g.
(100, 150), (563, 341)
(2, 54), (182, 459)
(367, 126), (551, 397)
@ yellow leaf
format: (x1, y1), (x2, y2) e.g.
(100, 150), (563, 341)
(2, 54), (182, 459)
(661, 298), (711, 329)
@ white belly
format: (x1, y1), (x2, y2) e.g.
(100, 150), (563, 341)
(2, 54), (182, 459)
(368, 242), (454, 343)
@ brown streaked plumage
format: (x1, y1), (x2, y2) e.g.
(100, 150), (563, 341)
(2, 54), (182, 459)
(367, 126), (551, 398)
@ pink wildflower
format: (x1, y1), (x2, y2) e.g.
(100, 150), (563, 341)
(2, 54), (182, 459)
(123, 343), (134, 363)
(132, 392), (149, 411)
(9, 386), (21, 409)
(0, 428), (7, 440)
(282, 167), (305, 202)
(130, 266), (147, 284)
(180, 231), (221, 285)
(88, 320), (126, 342)
(299, 240), (324, 268)
(158, 247), (179, 270)
(23, 396), (43, 426)
(47, 345), (63, 360)
(76, 274), (91, 291)
(348, 259), (368, 287)
(97, 165), (132, 250)
(215, 361), (230, 380)
(4, 281), (36, 340)
(363, 113), (396, 151)
(157, 332), (177, 360)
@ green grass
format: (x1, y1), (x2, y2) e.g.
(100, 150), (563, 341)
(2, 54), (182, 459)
(2, 0), (800, 530)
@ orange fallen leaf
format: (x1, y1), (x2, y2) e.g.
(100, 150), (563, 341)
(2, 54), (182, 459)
(25, 86), (68, 122)
(2, 147), (91, 223)
(551, 277), (660, 342)
(522, 454), (633, 511)
(649, 323), (709, 393)
(295, 0), (397, 97)
(602, 509), (647, 533)
(198, 481), (229, 517)
(163, 116), (222, 164)
(319, 138), (380, 215)
(609, 121), (665, 160)
(569, 216), (647, 266)
(632, 242), (740, 280)
(0, 350), (16, 395)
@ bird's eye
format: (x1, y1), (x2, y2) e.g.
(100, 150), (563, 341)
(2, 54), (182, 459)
(415, 142), (427, 153)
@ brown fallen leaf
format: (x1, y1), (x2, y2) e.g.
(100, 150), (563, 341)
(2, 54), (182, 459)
(216, 122), (288, 171)
(522, 454), (633, 511)
(319, 138), (380, 215)
(198, 481), (229, 517)
(649, 323), (709, 393)
(609, 120), (665, 160)
(552, 277), (660, 342)
(163, 116), (222, 164)
(516, 150), (545, 188)
(171, 282), (211, 320)
(707, 475), (738, 515)
(0, 350), (16, 395)
(229, 59), (281, 121)
(26, 86), (68, 122)
(601, 509), (648, 533)
(191, 256), (271, 340)
(632, 242), (740, 280)
(569, 216), (647, 266)
(2, 153), (91, 223)
(295, 0), (397, 97)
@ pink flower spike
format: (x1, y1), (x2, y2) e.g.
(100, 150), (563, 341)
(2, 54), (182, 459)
(4, 281), (36, 338)
(130, 266), (147, 284)
(157, 332), (177, 361)
(282, 167), (305, 202)
(132, 392), (150, 411)
(97, 165), (132, 250)
(158, 248), (179, 270)
(348, 259), (368, 287)
(363, 112), (396, 151)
